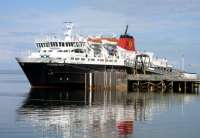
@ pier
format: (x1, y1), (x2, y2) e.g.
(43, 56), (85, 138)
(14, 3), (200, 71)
(84, 70), (200, 95)
(128, 73), (200, 93)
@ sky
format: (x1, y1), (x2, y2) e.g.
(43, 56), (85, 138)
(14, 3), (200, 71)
(0, 0), (200, 73)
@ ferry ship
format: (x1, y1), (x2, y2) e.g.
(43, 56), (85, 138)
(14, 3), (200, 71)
(16, 22), (172, 87)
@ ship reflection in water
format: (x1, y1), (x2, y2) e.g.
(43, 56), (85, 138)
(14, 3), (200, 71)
(18, 88), (198, 138)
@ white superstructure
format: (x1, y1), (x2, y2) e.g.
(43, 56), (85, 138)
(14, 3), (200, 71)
(22, 22), (172, 70)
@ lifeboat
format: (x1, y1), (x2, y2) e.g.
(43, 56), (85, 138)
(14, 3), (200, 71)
(102, 38), (118, 46)
(87, 38), (102, 46)
(87, 37), (118, 46)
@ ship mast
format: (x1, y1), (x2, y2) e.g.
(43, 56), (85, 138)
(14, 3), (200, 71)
(64, 22), (73, 41)
(124, 25), (128, 35)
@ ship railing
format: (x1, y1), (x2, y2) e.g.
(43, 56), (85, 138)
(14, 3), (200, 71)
(18, 49), (36, 57)
(129, 74), (188, 81)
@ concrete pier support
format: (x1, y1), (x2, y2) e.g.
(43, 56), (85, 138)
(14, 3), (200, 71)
(171, 81), (174, 92)
(196, 83), (198, 93)
(84, 73), (87, 104)
(161, 81), (166, 92)
(184, 82), (187, 93)
(192, 83), (194, 93)
(89, 72), (92, 106)
(178, 83), (181, 92)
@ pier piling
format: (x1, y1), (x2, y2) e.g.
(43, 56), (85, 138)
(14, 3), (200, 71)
(89, 72), (92, 106)
(84, 73), (87, 104)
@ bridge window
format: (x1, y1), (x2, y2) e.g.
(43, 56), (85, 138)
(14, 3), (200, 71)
(62, 42), (65, 47)
(50, 42), (53, 47)
(59, 42), (62, 47)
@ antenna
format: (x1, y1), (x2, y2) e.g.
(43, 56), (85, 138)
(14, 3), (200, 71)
(124, 25), (128, 35)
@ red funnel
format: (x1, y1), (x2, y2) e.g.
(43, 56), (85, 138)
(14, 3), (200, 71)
(118, 35), (135, 51)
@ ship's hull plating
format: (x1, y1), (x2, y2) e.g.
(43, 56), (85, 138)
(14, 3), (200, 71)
(18, 62), (132, 87)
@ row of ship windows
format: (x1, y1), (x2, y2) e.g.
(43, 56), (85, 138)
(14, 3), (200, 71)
(40, 56), (118, 62)
(42, 49), (85, 53)
(70, 57), (117, 62)
(36, 42), (85, 47)
(42, 50), (68, 52)
(42, 57), (118, 63)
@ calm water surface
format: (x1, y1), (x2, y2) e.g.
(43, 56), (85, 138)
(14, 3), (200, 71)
(0, 71), (200, 138)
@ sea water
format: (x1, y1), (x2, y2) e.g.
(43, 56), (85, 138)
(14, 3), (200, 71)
(0, 71), (200, 138)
